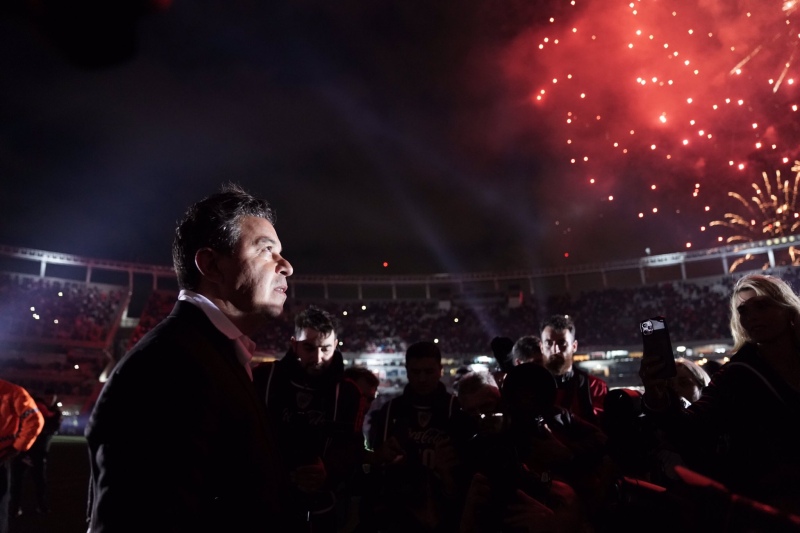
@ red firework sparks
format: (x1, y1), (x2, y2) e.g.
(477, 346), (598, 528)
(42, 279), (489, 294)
(493, 0), (800, 259)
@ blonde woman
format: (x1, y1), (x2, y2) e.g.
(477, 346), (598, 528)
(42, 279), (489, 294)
(639, 273), (800, 516)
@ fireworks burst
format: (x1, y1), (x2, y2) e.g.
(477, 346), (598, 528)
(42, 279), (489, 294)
(494, 0), (800, 262)
(730, 0), (800, 93)
(709, 161), (800, 242)
(709, 160), (800, 270)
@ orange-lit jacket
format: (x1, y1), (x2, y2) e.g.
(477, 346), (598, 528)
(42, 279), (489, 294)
(0, 379), (44, 462)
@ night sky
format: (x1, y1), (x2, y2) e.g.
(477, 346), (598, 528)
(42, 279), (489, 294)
(2, 0), (799, 276)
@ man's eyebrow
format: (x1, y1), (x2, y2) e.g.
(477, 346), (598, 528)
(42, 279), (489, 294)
(254, 236), (278, 247)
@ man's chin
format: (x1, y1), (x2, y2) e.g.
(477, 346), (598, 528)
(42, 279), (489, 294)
(254, 302), (285, 318)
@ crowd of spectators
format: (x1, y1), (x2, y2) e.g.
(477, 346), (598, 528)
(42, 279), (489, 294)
(0, 273), (121, 421)
(0, 349), (105, 432)
(11, 270), (800, 359)
(281, 276), (770, 356)
(14, 269), (800, 360)
(125, 289), (176, 349)
(4, 267), (800, 422)
(0, 273), (127, 344)
(572, 278), (734, 346)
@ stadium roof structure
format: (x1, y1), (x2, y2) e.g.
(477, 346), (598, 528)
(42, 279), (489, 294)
(2, 235), (800, 301)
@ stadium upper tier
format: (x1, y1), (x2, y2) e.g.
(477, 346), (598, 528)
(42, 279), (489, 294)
(3, 237), (800, 356)
(3, 239), (800, 426)
(3, 235), (800, 299)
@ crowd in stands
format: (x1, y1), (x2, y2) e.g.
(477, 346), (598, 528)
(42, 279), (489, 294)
(125, 289), (176, 348)
(0, 349), (105, 416)
(0, 273), (127, 344)
(4, 267), (800, 422)
(10, 269), (800, 360)
(124, 275), (775, 356)
(574, 280), (733, 346)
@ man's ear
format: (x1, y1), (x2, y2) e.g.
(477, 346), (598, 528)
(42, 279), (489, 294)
(194, 248), (224, 284)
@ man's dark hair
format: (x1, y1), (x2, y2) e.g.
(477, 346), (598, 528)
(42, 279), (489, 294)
(511, 335), (542, 364)
(294, 305), (337, 338)
(539, 314), (576, 338)
(405, 341), (442, 364)
(172, 182), (276, 290)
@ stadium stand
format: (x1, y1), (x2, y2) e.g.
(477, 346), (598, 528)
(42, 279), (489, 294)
(2, 239), (800, 434)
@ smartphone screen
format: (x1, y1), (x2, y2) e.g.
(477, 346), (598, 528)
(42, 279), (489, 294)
(640, 316), (677, 379)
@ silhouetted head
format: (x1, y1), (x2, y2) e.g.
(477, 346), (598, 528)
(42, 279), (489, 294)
(501, 362), (557, 420)
(405, 341), (443, 396)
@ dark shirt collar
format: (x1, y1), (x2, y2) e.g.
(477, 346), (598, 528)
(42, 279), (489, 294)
(554, 370), (575, 385)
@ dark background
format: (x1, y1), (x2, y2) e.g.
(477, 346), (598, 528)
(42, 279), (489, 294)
(10, 436), (88, 533)
(2, 0), (799, 276)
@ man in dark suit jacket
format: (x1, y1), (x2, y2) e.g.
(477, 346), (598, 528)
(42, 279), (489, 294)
(85, 183), (294, 533)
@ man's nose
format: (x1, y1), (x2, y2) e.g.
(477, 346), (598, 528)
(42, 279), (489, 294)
(278, 256), (293, 276)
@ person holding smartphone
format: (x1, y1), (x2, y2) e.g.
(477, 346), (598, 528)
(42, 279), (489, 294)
(639, 273), (800, 518)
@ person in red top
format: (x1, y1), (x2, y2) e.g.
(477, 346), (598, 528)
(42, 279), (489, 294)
(0, 379), (44, 533)
(539, 314), (608, 426)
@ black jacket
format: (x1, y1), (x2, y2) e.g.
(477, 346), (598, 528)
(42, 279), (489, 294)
(252, 349), (366, 505)
(85, 301), (288, 533)
(651, 342), (800, 513)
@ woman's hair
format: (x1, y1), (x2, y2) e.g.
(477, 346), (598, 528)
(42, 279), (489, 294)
(729, 273), (800, 351)
(674, 357), (711, 389)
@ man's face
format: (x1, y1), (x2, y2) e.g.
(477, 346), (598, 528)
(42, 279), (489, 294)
(670, 364), (703, 404)
(405, 357), (442, 396)
(292, 328), (337, 376)
(216, 216), (292, 320)
(539, 326), (577, 376)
